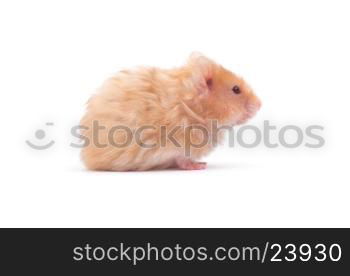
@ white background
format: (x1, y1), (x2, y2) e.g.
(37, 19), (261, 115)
(0, 0), (349, 227)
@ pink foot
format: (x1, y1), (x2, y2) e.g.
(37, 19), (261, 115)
(175, 158), (207, 170)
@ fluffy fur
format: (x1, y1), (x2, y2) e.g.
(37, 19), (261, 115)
(80, 53), (261, 171)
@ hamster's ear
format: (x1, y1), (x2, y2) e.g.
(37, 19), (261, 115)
(187, 52), (215, 96)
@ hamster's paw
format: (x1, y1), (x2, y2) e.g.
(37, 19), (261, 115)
(175, 157), (207, 170)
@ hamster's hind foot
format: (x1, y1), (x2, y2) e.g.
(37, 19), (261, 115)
(175, 157), (207, 170)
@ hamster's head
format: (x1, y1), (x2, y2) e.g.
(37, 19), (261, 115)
(186, 53), (261, 126)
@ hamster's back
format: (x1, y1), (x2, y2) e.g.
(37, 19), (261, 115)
(80, 67), (184, 170)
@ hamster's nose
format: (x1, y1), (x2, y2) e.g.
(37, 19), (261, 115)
(255, 98), (262, 110)
(246, 98), (261, 114)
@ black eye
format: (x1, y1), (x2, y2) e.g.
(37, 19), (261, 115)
(206, 78), (213, 87)
(232, 85), (241, 94)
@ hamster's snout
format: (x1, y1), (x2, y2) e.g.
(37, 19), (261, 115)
(246, 97), (261, 116)
(235, 97), (261, 125)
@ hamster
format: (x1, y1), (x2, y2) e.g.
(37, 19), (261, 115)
(80, 53), (261, 171)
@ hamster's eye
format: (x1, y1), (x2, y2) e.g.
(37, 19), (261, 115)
(232, 85), (241, 94)
(206, 78), (213, 87)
